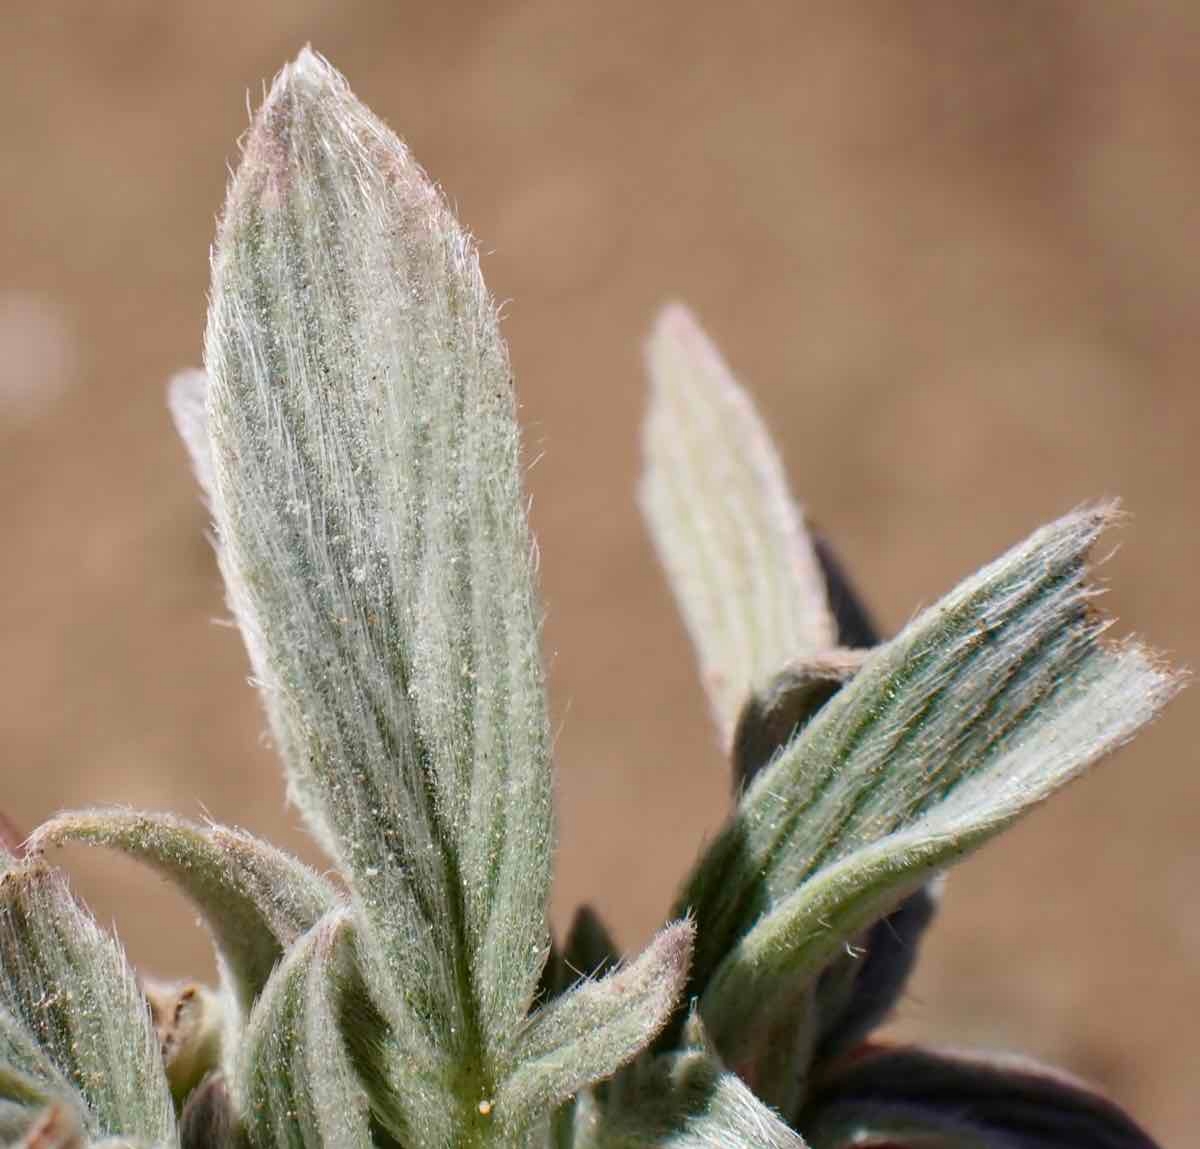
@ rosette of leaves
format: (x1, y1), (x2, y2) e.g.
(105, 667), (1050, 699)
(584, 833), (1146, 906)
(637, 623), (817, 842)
(0, 48), (1181, 1149)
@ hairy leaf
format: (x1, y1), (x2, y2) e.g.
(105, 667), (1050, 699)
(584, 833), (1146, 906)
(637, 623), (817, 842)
(235, 910), (372, 1149)
(641, 303), (836, 749)
(206, 48), (552, 1071)
(799, 1044), (1161, 1148)
(0, 1006), (78, 1110)
(680, 506), (1176, 996)
(31, 810), (337, 1021)
(732, 540), (938, 1091)
(701, 636), (1174, 1082)
(595, 1049), (808, 1148)
(498, 922), (694, 1132)
(0, 863), (175, 1143)
(732, 651), (867, 793)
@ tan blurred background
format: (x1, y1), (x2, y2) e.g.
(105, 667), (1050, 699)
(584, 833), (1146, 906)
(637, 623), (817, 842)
(2, 2), (1198, 1141)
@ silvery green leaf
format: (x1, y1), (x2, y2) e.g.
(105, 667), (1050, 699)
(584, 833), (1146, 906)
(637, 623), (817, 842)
(641, 303), (837, 749)
(594, 1049), (808, 1148)
(497, 921), (693, 1133)
(0, 862), (175, 1144)
(701, 640), (1176, 1091)
(680, 506), (1177, 998)
(732, 664), (940, 1091)
(205, 48), (552, 1069)
(234, 909), (372, 1149)
(167, 370), (214, 504)
(799, 1044), (1161, 1148)
(30, 810), (337, 1020)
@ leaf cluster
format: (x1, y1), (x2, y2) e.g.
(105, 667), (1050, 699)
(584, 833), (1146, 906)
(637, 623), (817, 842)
(0, 50), (1178, 1149)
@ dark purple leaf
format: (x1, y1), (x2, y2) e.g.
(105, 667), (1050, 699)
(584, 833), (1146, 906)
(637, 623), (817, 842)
(800, 1044), (1161, 1149)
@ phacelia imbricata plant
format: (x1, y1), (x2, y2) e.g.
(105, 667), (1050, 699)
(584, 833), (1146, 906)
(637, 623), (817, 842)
(0, 49), (1180, 1149)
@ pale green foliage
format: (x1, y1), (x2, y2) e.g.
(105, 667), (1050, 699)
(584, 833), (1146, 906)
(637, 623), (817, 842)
(675, 506), (1176, 1109)
(203, 49), (553, 1078)
(498, 922), (693, 1129)
(234, 912), (371, 1149)
(29, 812), (336, 1023)
(641, 304), (837, 747)
(0, 859), (175, 1145)
(0, 47), (1180, 1149)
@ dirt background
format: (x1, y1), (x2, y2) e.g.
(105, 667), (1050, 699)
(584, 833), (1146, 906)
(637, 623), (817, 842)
(2, 3), (1198, 1141)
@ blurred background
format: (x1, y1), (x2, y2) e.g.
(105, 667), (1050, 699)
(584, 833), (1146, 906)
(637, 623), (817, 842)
(2, 2), (1198, 1141)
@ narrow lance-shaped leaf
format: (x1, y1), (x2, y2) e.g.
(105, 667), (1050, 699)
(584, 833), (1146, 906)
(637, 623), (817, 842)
(30, 810), (338, 1021)
(692, 512), (1179, 1092)
(733, 531), (939, 1071)
(679, 506), (1176, 993)
(641, 303), (836, 749)
(205, 46), (553, 1079)
(799, 1044), (1161, 1149)
(0, 862), (175, 1144)
(496, 921), (694, 1133)
(234, 910), (372, 1149)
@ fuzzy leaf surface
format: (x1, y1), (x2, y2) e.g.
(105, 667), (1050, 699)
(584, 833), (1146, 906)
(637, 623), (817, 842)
(205, 48), (552, 1068)
(699, 567), (1176, 1082)
(595, 1050), (808, 1148)
(0, 863), (175, 1144)
(0, 1006), (78, 1112)
(641, 303), (836, 748)
(799, 1044), (1161, 1148)
(497, 922), (694, 1132)
(31, 810), (337, 1019)
(235, 910), (372, 1149)
(680, 507), (1176, 998)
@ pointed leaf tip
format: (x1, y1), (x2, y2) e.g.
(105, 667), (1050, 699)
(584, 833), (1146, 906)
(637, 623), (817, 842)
(206, 47), (552, 1081)
(234, 910), (374, 1149)
(499, 920), (695, 1131)
(678, 507), (1179, 1103)
(641, 302), (837, 750)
